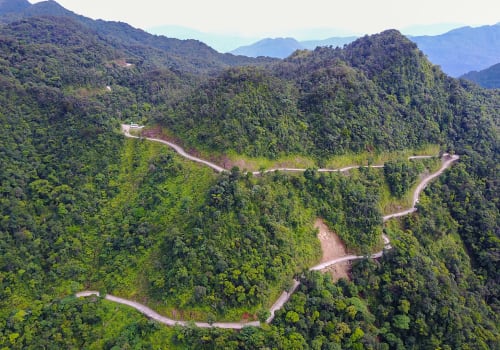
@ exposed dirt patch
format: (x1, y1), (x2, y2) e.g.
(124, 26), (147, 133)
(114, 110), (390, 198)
(322, 261), (351, 281)
(315, 218), (352, 281)
(316, 218), (348, 262)
(141, 126), (165, 139)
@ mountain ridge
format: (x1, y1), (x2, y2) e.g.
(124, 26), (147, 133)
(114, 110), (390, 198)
(230, 24), (500, 77)
(231, 37), (305, 58)
(230, 36), (357, 58)
(460, 62), (500, 88)
(0, 0), (29, 14)
(0, 0), (276, 75)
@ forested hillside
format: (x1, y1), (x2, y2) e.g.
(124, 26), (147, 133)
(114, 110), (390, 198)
(0, 0), (275, 75)
(0, 2), (498, 349)
(157, 30), (497, 162)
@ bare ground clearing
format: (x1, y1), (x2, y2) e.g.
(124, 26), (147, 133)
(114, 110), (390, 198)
(315, 218), (351, 281)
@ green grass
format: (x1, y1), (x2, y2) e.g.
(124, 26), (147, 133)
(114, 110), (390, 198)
(323, 144), (441, 169)
(224, 144), (440, 172)
(224, 152), (316, 172)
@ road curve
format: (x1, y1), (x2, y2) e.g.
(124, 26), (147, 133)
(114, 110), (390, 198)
(122, 124), (226, 173)
(383, 154), (459, 222)
(265, 279), (301, 323)
(76, 127), (459, 329)
(75, 291), (259, 329)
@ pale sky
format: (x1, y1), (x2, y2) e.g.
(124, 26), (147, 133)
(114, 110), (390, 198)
(29, 0), (499, 38)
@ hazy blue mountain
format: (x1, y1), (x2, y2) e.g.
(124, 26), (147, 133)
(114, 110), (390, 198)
(148, 25), (259, 53)
(460, 62), (500, 88)
(230, 36), (359, 58)
(411, 23), (500, 77)
(0, 0), (29, 15)
(230, 37), (305, 58)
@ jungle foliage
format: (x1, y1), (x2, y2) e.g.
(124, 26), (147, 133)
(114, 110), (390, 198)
(0, 7), (498, 349)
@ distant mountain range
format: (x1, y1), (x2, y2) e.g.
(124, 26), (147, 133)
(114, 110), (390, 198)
(229, 24), (500, 77)
(461, 63), (500, 88)
(410, 24), (500, 77)
(2, 0), (498, 78)
(148, 25), (260, 53)
(0, 0), (30, 14)
(230, 37), (357, 58)
(147, 23), (464, 54)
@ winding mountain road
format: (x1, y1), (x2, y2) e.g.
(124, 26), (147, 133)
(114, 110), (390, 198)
(75, 291), (259, 329)
(76, 126), (459, 329)
(382, 154), (459, 221)
(122, 125), (435, 175)
(122, 124), (226, 173)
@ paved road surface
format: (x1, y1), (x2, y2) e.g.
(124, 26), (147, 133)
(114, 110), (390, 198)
(76, 127), (459, 329)
(75, 291), (259, 329)
(383, 154), (459, 221)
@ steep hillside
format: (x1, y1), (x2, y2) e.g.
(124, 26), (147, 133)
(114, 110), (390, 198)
(0, 0), (275, 75)
(158, 30), (481, 161)
(161, 67), (308, 158)
(461, 62), (500, 88)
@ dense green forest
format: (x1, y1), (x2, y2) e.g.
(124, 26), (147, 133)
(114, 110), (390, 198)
(0, 2), (498, 348)
(157, 31), (461, 160)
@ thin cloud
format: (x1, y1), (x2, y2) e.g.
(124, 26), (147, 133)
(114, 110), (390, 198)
(29, 0), (500, 36)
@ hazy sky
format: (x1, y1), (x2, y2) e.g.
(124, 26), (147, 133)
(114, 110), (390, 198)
(29, 0), (499, 38)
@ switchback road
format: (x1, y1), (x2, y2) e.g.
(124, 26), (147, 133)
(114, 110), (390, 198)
(76, 126), (459, 329)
